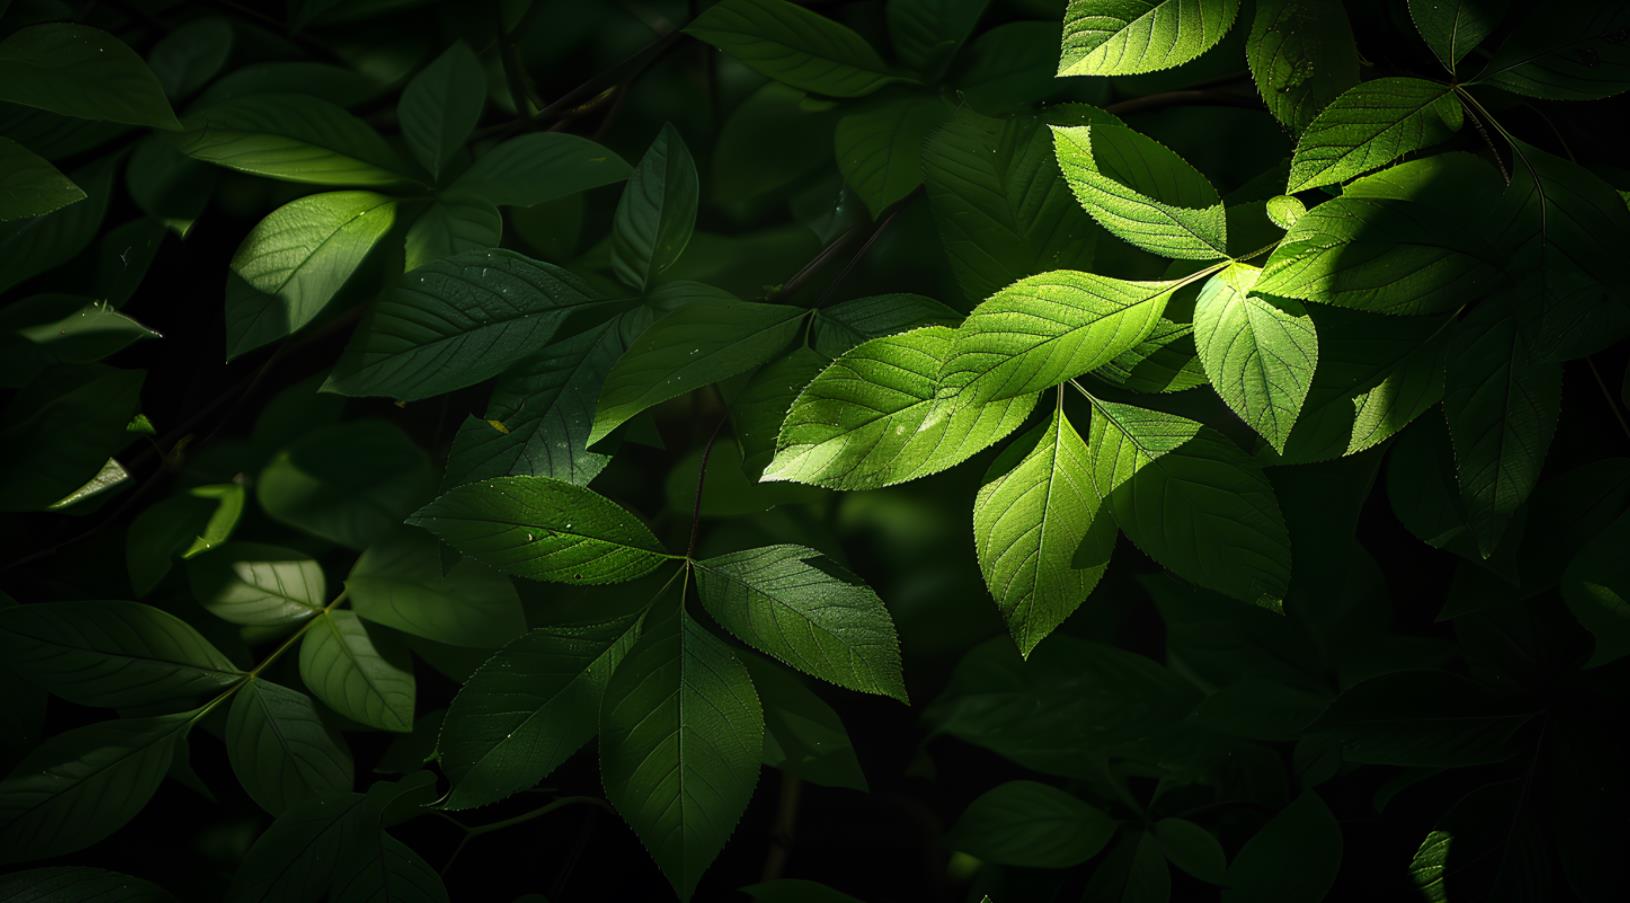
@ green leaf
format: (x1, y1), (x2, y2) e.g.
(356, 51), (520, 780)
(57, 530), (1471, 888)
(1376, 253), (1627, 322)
(1247, 0), (1360, 131)
(1083, 831), (1170, 903)
(0, 294), (159, 375)
(449, 133), (630, 208)
(1052, 122), (1228, 259)
(0, 24), (180, 129)
(398, 42), (484, 183)
(225, 190), (396, 359)
(599, 608), (763, 901)
(1153, 817), (1228, 884)
(589, 300), (802, 445)
(0, 155), (116, 295)
(742, 655), (868, 792)
(1193, 262), (1318, 452)
(1562, 510), (1630, 667)
(733, 349), (829, 477)
(324, 249), (612, 402)
(1314, 670), (1532, 766)
(1058, 0), (1243, 77)
(1093, 316), (1208, 394)
(298, 610), (415, 732)
(765, 326), (1036, 489)
(685, 0), (909, 98)
(147, 17), (234, 100)
(1443, 302), (1562, 557)
(1472, 2), (1630, 100)
(126, 137), (212, 238)
(0, 137), (84, 222)
(948, 780), (1116, 867)
(1265, 194), (1305, 230)
(924, 635), (1201, 778)
(0, 600), (241, 708)
(611, 123), (699, 290)
(834, 96), (951, 218)
(944, 271), (1181, 403)
(1087, 399), (1292, 605)
(445, 317), (633, 488)
(887, 0), (990, 74)
(402, 194), (501, 272)
(694, 544), (906, 701)
(810, 293), (961, 359)
(0, 365), (143, 513)
(438, 615), (641, 809)
(1285, 78), (1462, 193)
(330, 830), (449, 903)
(712, 83), (839, 213)
(226, 678), (353, 815)
(172, 94), (414, 187)
(922, 110), (1101, 304)
(0, 715), (188, 865)
(225, 793), (379, 902)
(1257, 158), (1502, 315)
(186, 541), (326, 626)
(955, 21), (1065, 115)
(257, 420), (434, 549)
(1409, 0), (1508, 74)
(0, 867), (175, 902)
(407, 476), (672, 584)
(1222, 792), (1341, 903)
(346, 529), (526, 648)
(49, 458), (131, 511)
(973, 407), (1115, 656)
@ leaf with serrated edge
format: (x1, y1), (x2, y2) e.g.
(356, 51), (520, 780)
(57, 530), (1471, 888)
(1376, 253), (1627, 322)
(1247, 0), (1359, 130)
(600, 608), (763, 901)
(1052, 123), (1227, 260)
(765, 326), (1036, 490)
(685, 0), (909, 98)
(1286, 78), (1462, 193)
(1408, 0), (1508, 75)
(407, 476), (672, 584)
(1058, 0), (1243, 77)
(695, 544), (907, 700)
(974, 406), (1115, 656)
(1193, 263), (1318, 452)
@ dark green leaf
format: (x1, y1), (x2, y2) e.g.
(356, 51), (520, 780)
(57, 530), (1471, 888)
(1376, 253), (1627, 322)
(298, 610), (415, 732)
(226, 678), (353, 815)
(257, 420), (434, 549)
(685, 0), (909, 98)
(0, 24), (180, 130)
(347, 529), (525, 648)
(948, 780), (1116, 867)
(611, 123), (699, 291)
(0, 137), (84, 222)
(398, 42), (484, 183)
(1247, 0), (1359, 130)
(186, 541), (326, 626)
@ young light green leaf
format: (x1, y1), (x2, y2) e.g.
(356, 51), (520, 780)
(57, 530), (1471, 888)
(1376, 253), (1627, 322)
(0, 365), (143, 513)
(1247, 0), (1360, 130)
(407, 476), (671, 584)
(0, 137), (85, 222)
(226, 678), (353, 816)
(589, 300), (802, 445)
(225, 190), (396, 359)
(0, 715), (188, 865)
(1087, 399), (1292, 606)
(1265, 194), (1305, 230)
(834, 96), (951, 217)
(742, 655), (868, 792)
(1472, 2), (1630, 100)
(324, 249), (613, 402)
(1058, 0), (1243, 77)
(1561, 511), (1630, 667)
(1193, 263), (1318, 452)
(398, 42), (484, 182)
(438, 615), (641, 809)
(1409, 0), (1508, 75)
(600, 608), (763, 901)
(172, 94), (413, 186)
(0, 24), (180, 130)
(922, 110), (1102, 304)
(1443, 302), (1562, 557)
(1285, 78), (1462, 193)
(257, 421), (434, 549)
(1052, 122), (1227, 259)
(402, 194), (500, 271)
(694, 544), (907, 701)
(944, 271), (1182, 403)
(948, 780), (1116, 867)
(187, 541), (325, 626)
(445, 318), (634, 488)
(685, 0), (909, 98)
(611, 124), (699, 290)
(449, 133), (631, 208)
(346, 529), (526, 649)
(765, 326), (1036, 490)
(974, 408), (1115, 657)
(0, 600), (241, 708)
(298, 610), (415, 733)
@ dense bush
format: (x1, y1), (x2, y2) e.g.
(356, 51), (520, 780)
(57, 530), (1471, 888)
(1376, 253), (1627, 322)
(2, 0), (1629, 900)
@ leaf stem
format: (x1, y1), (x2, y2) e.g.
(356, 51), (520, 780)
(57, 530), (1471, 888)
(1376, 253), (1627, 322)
(686, 415), (729, 560)
(188, 590), (350, 725)
(1585, 357), (1630, 443)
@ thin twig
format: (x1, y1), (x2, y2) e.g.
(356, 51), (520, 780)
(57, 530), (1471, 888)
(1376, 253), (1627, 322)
(686, 416), (729, 559)
(813, 187), (921, 307)
(1585, 357), (1630, 442)
(759, 771), (803, 882)
(1104, 80), (1258, 116)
